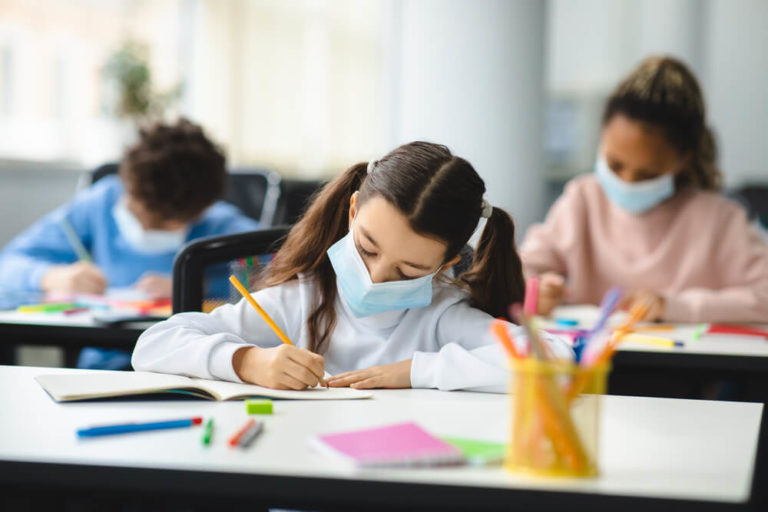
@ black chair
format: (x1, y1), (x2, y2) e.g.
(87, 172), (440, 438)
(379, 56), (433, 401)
(728, 183), (768, 228)
(172, 227), (289, 313)
(272, 178), (327, 226)
(227, 168), (282, 226)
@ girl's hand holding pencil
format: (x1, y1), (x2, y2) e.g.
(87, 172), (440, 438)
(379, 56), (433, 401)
(229, 275), (327, 390)
(232, 344), (326, 390)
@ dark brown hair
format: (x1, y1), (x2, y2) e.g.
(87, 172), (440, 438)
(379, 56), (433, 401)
(119, 118), (227, 221)
(603, 56), (721, 191)
(264, 141), (525, 353)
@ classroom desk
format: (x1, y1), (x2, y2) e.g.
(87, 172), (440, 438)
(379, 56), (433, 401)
(0, 365), (764, 511)
(550, 306), (768, 401)
(0, 310), (155, 366)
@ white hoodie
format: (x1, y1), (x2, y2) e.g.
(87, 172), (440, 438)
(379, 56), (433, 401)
(132, 276), (572, 393)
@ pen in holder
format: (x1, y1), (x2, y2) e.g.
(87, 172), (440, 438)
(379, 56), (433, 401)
(506, 358), (609, 478)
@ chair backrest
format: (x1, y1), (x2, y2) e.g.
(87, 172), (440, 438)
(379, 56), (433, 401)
(226, 168), (282, 226)
(272, 178), (327, 226)
(91, 162), (120, 183)
(172, 227), (289, 313)
(728, 184), (768, 228)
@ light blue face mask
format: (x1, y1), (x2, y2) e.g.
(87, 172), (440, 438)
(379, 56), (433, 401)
(595, 157), (675, 214)
(327, 228), (439, 318)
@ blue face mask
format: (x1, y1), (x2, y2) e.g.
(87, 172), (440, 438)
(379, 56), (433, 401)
(327, 228), (439, 318)
(595, 157), (675, 214)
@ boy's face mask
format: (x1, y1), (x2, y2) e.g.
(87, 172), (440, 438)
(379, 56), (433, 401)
(595, 156), (675, 214)
(327, 228), (439, 318)
(113, 200), (188, 254)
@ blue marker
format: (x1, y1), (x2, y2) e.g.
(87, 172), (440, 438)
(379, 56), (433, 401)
(77, 417), (203, 438)
(555, 317), (580, 328)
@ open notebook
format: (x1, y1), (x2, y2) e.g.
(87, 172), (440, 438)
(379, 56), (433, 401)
(36, 370), (372, 402)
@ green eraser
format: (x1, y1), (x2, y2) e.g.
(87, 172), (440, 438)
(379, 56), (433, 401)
(245, 399), (273, 415)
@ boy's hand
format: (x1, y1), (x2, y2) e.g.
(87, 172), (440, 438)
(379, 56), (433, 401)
(134, 273), (173, 299)
(326, 359), (412, 389)
(41, 261), (107, 294)
(233, 345), (326, 390)
(620, 290), (665, 322)
(537, 272), (566, 316)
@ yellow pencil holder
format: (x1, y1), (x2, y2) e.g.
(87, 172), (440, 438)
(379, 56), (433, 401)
(505, 359), (609, 478)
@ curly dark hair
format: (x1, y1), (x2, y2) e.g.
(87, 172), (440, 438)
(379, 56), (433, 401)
(119, 118), (227, 221)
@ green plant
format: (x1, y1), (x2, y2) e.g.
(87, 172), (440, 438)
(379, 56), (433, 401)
(102, 41), (182, 121)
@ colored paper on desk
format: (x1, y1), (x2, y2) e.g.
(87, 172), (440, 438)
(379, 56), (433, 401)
(442, 437), (505, 465)
(310, 422), (464, 468)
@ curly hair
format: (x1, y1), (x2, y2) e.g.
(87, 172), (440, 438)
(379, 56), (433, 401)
(119, 118), (227, 221)
(603, 56), (721, 192)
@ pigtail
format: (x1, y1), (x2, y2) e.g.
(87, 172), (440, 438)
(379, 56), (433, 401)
(687, 126), (721, 192)
(459, 207), (525, 321)
(265, 162), (368, 352)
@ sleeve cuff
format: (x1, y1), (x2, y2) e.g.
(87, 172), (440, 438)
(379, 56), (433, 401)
(208, 341), (247, 383)
(410, 351), (439, 389)
(662, 295), (692, 322)
(28, 263), (54, 292)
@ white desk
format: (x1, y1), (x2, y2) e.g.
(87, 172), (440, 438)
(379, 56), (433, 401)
(549, 305), (768, 358)
(0, 365), (763, 511)
(547, 306), (768, 401)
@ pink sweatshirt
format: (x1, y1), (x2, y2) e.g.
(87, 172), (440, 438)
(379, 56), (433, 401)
(520, 174), (768, 323)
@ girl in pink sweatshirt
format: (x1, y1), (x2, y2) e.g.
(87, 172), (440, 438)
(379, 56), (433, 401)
(521, 56), (768, 323)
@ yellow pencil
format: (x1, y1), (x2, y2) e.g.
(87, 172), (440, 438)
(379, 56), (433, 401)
(228, 275), (293, 345)
(631, 324), (675, 333)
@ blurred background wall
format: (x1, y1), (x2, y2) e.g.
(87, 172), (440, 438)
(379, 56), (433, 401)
(0, 0), (766, 245)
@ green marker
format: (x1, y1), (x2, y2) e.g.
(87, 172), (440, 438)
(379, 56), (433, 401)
(691, 323), (708, 342)
(202, 418), (214, 445)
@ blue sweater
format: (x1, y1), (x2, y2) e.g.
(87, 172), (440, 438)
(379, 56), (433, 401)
(0, 175), (260, 293)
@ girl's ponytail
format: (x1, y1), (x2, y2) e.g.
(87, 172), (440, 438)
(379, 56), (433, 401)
(684, 126), (721, 191)
(265, 162), (368, 352)
(459, 207), (525, 321)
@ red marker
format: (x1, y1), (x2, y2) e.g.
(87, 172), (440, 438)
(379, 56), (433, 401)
(228, 418), (256, 447)
(707, 324), (768, 338)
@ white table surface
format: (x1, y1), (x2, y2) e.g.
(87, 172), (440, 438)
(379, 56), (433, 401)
(549, 305), (768, 358)
(0, 309), (158, 330)
(0, 365), (762, 505)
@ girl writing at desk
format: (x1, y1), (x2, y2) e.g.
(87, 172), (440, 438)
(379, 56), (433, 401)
(521, 56), (768, 323)
(133, 142), (570, 391)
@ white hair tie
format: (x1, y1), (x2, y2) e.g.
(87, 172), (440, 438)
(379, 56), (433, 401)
(481, 198), (493, 218)
(367, 160), (377, 174)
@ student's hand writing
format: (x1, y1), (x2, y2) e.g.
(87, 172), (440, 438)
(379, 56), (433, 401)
(232, 345), (326, 390)
(41, 261), (107, 294)
(620, 289), (665, 322)
(326, 359), (412, 389)
(134, 273), (172, 299)
(537, 272), (566, 316)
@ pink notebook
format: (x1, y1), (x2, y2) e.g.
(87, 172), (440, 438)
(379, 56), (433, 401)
(310, 421), (465, 468)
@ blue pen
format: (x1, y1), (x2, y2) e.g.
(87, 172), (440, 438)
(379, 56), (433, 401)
(77, 417), (203, 438)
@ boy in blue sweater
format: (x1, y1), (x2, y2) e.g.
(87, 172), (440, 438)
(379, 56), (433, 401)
(0, 119), (259, 369)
